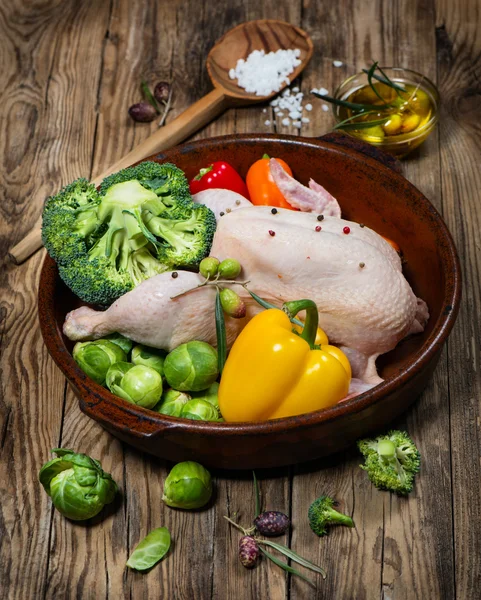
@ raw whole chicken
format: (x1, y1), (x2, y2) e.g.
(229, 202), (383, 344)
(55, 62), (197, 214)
(64, 182), (429, 392)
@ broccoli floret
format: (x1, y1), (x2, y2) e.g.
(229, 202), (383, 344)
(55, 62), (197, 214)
(357, 430), (421, 495)
(42, 162), (216, 305)
(308, 496), (354, 537)
(99, 161), (192, 216)
(146, 204), (217, 267)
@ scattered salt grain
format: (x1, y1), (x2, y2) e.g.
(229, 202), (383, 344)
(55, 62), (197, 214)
(318, 87), (329, 96)
(292, 86), (300, 92)
(264, 120), (271, 126)
(305, 103), (313, 111)
(229, 48), (302, 96)
(289, 110), (302, 119)
(293, 121), (302, 129)
(281, 117), (290, 126)
(277, 112), (284, 117)
(333, 60), (343, 67)
(301, 117), (310, 123)
(321, 104), (329, 112)
(262, 108), (267, 113)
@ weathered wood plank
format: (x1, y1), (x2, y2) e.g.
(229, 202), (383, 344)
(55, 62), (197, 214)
(0, 1), (113, 599)
(435, 1), (481, 597)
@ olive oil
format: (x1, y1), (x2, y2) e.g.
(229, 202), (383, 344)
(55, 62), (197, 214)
(337, 81), (435, 153)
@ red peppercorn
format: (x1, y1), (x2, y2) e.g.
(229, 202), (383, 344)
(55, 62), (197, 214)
(343, 226), (351, 234)
(315, 225), (322, 232)
(269, 230), (276, 237)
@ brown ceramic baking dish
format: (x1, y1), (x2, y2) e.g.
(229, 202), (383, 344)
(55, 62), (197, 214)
(38, 133), (461, 469)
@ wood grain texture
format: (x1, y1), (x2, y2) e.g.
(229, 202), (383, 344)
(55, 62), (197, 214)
(1, 0), (480, 599)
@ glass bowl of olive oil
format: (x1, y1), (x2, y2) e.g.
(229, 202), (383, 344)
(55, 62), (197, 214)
(332, 67), (440, 158)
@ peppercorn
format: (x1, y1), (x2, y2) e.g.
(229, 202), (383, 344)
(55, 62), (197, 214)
(343, 226), (351, 234)
(171, 271), (178, 278)
(317, 215), (324, 221)
(271, 208), (278, 214)
(268, 230), (276, 237)
(315, 225), (322, 232)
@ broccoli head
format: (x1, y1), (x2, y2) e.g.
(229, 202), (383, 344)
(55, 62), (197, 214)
(42, 162), (216, 306)
(308, 495), (354, 537)
(357, 430), (421, 495)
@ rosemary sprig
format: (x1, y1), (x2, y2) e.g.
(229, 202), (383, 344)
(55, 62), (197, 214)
(311, 91), (373, 111)
(257, 539), (327, 579)
(361, 68), (406, 93)
(334, 116), (390, 131)
(367, 62), (387, 103)
(259, 547), (315, 586)
(159, 85), (174, 127)
(253, 471), (261, 518)
(215, 289), (227, 374)
(141, 80), (161, 113)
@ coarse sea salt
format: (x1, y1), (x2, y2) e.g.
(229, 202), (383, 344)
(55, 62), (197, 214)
(229, 48), (302, 97)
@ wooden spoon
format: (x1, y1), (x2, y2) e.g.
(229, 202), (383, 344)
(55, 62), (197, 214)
(8, 19), (313, 264)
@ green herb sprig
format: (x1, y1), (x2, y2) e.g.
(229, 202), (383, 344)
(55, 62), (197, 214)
(312, 62), (411, 134)
(224, 473), (327, 585)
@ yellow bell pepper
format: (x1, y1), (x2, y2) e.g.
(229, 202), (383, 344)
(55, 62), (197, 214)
(218, 299), (351, 422)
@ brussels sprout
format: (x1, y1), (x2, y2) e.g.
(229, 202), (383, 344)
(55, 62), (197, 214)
(131, 345), (166, 376)
(162, 461), (212, 509)
(153, 389), (191, 417)
(39, 448), (118, 520)
(181, 399), (219, 421)
(164, 341), (218, 392)
(109, 364), (163, 409)
(105, 361), (134, 392)
(73, 340), (127, 385)
(104, 332), (134, 354)
(191, 382), (220, 411)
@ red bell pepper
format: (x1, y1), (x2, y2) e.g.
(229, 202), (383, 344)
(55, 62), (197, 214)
(189, 161), (250, 199)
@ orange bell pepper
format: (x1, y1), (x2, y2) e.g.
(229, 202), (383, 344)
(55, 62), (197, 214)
(246, 155), (295, 209)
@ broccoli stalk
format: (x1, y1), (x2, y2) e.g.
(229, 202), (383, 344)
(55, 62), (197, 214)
(357, 430), (421, 495)
(308, 496), (354, 537)
(42, 162), (216, 306)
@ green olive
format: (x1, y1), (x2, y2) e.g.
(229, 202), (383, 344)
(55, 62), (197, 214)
(218, 258), (241, 279)
(401, 112), (421, 133)
(382, 113), (403, 135)
(220, 288), (246, 318)
(199, 257), (220, 279)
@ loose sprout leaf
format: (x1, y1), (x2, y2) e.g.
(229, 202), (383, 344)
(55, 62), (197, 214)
(259, 547), (315, 586)
(253, 471), (261, 517)
(375, 65), (407, 93)
(258, 540), (327, 579)
(126, 527), (171, 571)
(215, 290), (227, 374)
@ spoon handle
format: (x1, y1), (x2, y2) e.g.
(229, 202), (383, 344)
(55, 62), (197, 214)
(8, 88), (229, 264)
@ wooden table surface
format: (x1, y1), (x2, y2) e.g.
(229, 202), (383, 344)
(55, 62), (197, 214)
(1, 0), (480, 598)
